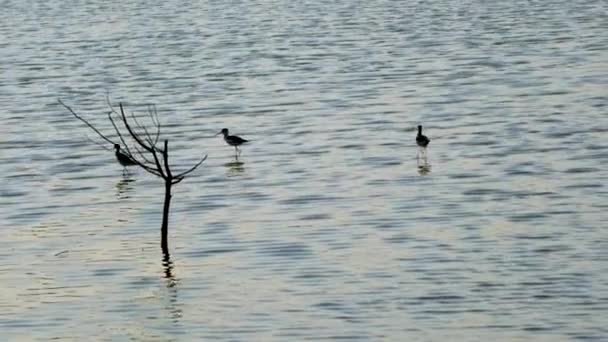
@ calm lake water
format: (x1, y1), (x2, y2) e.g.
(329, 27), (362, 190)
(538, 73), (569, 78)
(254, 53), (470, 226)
(1, 0), (607, 340)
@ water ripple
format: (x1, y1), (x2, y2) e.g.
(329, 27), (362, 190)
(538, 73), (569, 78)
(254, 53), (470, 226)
(1, 0), (607, 340)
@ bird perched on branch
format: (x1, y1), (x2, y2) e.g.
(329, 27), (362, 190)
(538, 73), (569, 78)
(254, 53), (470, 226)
(114, 144), (137, 166)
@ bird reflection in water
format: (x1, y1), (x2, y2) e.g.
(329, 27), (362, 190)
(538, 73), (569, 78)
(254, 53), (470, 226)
(115, 175), (135, 199)
(418, 163), (432, 175)
(224, 156), (245, 177)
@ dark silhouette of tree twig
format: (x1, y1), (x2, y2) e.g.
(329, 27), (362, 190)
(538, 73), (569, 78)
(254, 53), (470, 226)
(58, 98), (207, 256)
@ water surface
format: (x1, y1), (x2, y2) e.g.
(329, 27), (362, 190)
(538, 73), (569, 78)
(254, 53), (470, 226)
(1, 0), (607, 340)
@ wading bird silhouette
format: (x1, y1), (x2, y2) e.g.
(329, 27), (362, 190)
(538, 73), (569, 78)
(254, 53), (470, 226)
(416, 125), (430, 164)
(216, 128), (249, 157)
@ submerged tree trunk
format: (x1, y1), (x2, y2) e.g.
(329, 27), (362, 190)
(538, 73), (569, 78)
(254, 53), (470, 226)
(161, 180), (172, 256)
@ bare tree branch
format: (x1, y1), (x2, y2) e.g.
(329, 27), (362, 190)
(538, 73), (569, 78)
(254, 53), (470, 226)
(174, 154), (208, 181)
(58, 99), (114, 146)
(118, 103), (167, 179)
(133, 144), (156, 165)
(84, 134), (112, 151)
(137, 163), (164, 177)
(148, 104), (161, 146)
(108, 111), (133, 156)
(119, 103), (154, 152)
(60, 97), (207, 256)
(162, 140), (173, 179)
(130, 109), (156, 147)
(105, 92), (118, 115)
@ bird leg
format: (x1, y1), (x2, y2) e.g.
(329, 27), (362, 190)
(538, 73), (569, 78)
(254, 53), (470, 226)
(417, 147), (429, 166)
(418, 147), (429, 165)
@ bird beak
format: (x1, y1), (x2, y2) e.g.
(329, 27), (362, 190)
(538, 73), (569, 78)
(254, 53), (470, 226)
(215, 131), (221, 136)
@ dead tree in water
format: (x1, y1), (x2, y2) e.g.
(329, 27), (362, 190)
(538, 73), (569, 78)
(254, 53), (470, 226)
(58, 98), (207, 256)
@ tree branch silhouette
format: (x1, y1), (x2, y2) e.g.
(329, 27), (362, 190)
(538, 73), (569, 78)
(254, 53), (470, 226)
(58, 98), (207, 256)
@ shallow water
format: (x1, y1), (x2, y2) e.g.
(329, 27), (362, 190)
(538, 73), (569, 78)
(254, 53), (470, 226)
(1, 0), (607, 340)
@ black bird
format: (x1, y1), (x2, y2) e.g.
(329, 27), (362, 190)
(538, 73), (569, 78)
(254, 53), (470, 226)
(114, 144), (137, 166)
(216, 128), (249, 155)
(416, 125), (430, 148)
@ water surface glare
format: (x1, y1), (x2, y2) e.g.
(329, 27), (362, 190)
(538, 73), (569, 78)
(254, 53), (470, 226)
(1, 0), (607, 340)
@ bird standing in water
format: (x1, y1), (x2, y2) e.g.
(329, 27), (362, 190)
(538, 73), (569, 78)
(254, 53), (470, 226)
(416, 125), (430, 148)
(114, 144), (137, 167)
(416, 125), (430, 162)
(216, 128), (249, 156)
